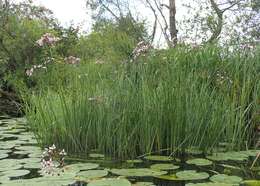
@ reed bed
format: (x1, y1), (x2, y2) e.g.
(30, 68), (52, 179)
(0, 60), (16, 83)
(25, 46), (260, 159)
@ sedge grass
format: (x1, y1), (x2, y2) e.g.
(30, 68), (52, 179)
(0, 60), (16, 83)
(25, 45), (260, 159)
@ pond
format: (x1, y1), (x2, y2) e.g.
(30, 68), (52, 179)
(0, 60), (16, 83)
(0, 117), (260, 186)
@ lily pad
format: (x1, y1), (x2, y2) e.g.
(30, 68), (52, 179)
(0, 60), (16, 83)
(210, 174), (243, 184)
(126, 159), (143, 164)
(0, 153), (8, 160)
(23, 162), (41, 169)
(63, 163), (99, 172)
(150, 163), (179, 170)
(89, 153), (105, 158)
(186, 147), (203, 155)
(0, 159), (23, 171)
(144, 155), (173, 162)
(242, 180), (260, 186)
(186, 158), (213, 166)
(155, 174), (182, 181)
(88, 178), (131, 186)
(176, 170), (209, 180)
(110, 168), (167, 177)
(75, 170), (108, 182)
(186, 183), (234, 186)
(1, 169), (30, 178)
(134, 182), (156, 186)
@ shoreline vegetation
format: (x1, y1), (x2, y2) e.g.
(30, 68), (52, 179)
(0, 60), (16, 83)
(24, 45), (260, 159)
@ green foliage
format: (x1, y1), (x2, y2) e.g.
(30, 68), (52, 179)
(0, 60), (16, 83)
(25, 46), (260, 159)
(73, 17), (147, 63)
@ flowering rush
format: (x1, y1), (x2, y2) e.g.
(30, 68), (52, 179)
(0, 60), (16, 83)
(41, 144), (67, 175)
(64, 56), (80, 65)
(36, 33), (60, 47)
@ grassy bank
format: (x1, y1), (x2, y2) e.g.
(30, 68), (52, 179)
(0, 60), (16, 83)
(25, 46), (260, 159)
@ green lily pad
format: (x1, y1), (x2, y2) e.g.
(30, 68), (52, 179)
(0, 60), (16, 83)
(63, 163), (99, 172)
(0, 149), (11, 154)
(186, 158), (213, 166)
(1, 169), (30, 178)
(210, 174), (243, 184)
(144, 155), (173, 162)
(134, 182), (156, 186)
(0, 153), (8, 160)
(18, 158), (41, 164)
(176, 170), (209, 180)
(242, 180), (260, 186)
(110, 168), (167, 177)
(88, 178), (131, 186)
(240, 150), (260, 157)
(155, 174), (182, 181)
(150, 163), (179, 170)
(89, 153), (105, 158)
(23, 162), (41, 169)
(126, 159), (143, 164)
(0, 141), (18, 149)
(28, 151), (42, 158)
(75, 170), (108, 182)
(3, 178), (75, 186)
(206, 151), (248, 162)
(0, 159), (23, 171)
(186, 183), (234, 186)
(186, 147), (203, 155)
(15, 145), (41, 152)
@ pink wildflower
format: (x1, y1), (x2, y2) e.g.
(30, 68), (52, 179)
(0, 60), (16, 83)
(36, 33), (60, 47)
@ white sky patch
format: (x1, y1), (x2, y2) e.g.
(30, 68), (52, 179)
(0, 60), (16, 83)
(23, 0), (92, 33)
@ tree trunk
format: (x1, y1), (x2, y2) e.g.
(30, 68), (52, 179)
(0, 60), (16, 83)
(169, 0), (177, 46)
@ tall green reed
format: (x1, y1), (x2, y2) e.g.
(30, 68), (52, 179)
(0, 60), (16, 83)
(25, 45), (260, 159)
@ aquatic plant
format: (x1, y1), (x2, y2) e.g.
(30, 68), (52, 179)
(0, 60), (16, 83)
(25, 45), (260, 159)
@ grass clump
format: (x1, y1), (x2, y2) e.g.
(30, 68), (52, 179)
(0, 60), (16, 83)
(25, 45), (260, 159)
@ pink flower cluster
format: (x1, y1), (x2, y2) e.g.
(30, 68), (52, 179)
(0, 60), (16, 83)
(25, 59), (52, 77)
(131, 41), (152, 61)
(41, 144), (67, 175)
(36, 33), (61, 47)
(64, 56), (80, 65)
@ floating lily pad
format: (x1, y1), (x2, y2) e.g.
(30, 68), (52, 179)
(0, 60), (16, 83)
(0, 142), (18, 149)
(110, 168), (167, 177)
(186, 183), (234, 186)
(126, 159), (143, 164)
(1, 169), (30, 178)
(144, 155), (173, 162)
(89, 153), (105, 158)
(0, 153), (8, 160)
(176, 170), (209, 180)
(134, 182), (155, 186)
(186, 158), (213, 166)
(210, 174), (243, 184)
(186, 147), (203, 155)
(0, 159), (23, 171)
(28, 151), (42, 158)
(155, 174), (182, 181)
(150, 163), (179, 170)
(23, 162), (41, 169)
(18, 157), (41, 164)
(15, 145), (41, 152)
(240, 150), (260, 157)
(75, 170), (108, 182)
(206, 151), (248, 162)
(3, 177), (75, 186)
(0, 149), (11, 154)
(63, 163), (99, 172)
(88, 178), (131, 186)
(242, 180), (260, 186)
